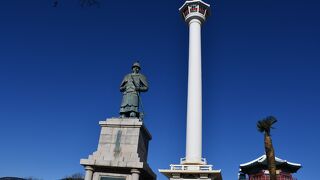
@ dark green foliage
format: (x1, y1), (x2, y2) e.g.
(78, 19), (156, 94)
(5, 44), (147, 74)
(61, 173), (84, 180)
(257, 116), (277, 135)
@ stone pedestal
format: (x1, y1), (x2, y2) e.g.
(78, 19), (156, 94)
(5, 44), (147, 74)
(80, 118), (156, 180)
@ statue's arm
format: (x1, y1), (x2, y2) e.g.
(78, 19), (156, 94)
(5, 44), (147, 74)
(120, 76), (128, 92)
(138, 75), (148, 92)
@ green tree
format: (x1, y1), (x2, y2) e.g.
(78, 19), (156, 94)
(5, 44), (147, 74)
(61, 173), (84, 180)
(257, 116), (277, 180)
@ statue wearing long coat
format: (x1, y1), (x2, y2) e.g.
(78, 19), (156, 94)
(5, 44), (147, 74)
(120, 72), (148, 117)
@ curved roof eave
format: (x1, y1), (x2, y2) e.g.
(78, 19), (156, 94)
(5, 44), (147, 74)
(240, 155), (301, 168)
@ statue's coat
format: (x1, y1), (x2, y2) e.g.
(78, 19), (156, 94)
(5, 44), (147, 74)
(120, 73), (148, 116)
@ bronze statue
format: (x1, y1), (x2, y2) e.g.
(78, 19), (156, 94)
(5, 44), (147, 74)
(120, 62), (148, 118)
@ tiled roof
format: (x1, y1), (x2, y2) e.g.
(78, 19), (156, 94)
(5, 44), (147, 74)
(239, 155), (301, 174)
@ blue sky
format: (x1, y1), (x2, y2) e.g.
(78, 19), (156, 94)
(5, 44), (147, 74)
(0, 0), (319, 179)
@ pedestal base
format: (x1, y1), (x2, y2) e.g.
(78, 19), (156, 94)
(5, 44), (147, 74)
(80, 118), (156, 180)
(159, 161), (222, 180)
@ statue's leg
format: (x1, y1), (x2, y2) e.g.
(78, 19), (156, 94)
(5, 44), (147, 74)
(130, 112), (136, 117)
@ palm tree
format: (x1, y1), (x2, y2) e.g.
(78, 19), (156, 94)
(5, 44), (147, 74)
(257, 116), (277, 180)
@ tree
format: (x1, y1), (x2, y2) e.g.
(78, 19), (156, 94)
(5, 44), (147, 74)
(61, 173), (84, 180)
(53, 0), (100, 7)
(257, 116), (277, 180)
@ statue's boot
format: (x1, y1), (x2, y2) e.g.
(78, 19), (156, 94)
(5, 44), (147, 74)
(130, 112), (136, 117)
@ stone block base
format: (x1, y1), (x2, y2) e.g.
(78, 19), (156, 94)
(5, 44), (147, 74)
(80, 118), (156, 180)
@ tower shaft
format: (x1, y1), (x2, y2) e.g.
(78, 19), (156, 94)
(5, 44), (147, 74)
(186, 18), (203, 164)
(159, 1), (222, 179)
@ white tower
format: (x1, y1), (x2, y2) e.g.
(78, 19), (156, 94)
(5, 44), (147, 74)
(159, 0), (222, 179)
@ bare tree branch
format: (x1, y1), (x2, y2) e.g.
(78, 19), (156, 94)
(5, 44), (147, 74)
(52, 0), (100, 7)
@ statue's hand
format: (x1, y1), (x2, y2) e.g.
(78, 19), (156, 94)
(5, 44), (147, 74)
(135, 87), (140, 91)
(138, 86), (148, 92)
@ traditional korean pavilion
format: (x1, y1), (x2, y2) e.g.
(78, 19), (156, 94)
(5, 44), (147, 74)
(238, 155), (301, 180)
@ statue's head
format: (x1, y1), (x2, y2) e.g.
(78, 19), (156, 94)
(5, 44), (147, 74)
(132, 62), (141, 73)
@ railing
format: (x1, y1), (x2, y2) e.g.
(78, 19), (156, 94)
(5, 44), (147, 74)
(241, 175), (298, 180)
(170, 164), (213, 171)
(240, 178), (298, 180)
(180, 157), (207, 164)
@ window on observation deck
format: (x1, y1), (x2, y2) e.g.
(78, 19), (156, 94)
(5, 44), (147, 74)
(199, 5), (206, 15)
(183, 7), (189, 17)
(190, 4), (198, 12)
